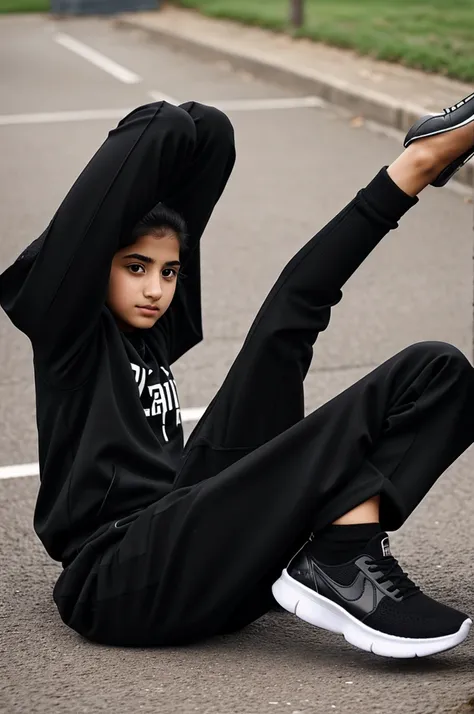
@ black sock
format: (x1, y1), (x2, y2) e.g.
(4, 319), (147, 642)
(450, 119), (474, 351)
(307, 523), (382, 565)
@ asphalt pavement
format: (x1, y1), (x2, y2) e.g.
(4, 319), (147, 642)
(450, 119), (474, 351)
(0, 13), (473, 714)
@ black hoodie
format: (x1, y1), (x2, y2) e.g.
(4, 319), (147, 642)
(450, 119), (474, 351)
(0, 224), (203, 565)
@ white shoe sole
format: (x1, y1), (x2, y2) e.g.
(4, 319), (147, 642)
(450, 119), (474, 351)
(272, 570), (472, 658)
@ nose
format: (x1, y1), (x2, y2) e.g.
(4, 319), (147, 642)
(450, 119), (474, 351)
(144, 276), (163, 302)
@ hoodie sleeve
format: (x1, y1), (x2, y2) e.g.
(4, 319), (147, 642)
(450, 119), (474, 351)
(150, 102), (236, 365)
(153, 241), (203, 365)
(0, 103), (196, 384)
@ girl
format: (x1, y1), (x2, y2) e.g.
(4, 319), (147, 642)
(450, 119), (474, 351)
(1, 95), (474, 659)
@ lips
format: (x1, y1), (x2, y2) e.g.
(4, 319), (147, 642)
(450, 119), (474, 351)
(137, 305), (159, 311)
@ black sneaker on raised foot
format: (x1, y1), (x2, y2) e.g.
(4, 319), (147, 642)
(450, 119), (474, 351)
(404, 91), (474, 186)
(271, 532), (471, 658)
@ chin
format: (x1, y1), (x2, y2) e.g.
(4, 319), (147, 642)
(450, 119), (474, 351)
(115, 310), (161, 332)
(132, 314), (160, 330)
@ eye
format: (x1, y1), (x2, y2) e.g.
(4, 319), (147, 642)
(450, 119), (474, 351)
(127, 264), (145, 275)
(162, 268), (178, 280)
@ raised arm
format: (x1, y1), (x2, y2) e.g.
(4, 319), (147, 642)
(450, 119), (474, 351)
(153, 102), (236, 364)
(0, 102), (197, 380)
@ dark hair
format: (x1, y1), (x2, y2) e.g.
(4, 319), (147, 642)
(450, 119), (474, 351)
(128, 203), (188, 252)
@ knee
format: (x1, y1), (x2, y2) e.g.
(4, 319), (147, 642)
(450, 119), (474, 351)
(403, 340), (473, 374)
(120, 101), (197, 143)
(156, 101), (197, 139)
(181, 101), (235, 147)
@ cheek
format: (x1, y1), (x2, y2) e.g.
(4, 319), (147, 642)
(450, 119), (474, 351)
(108, 271), (133, 305)
(160, 284), (177, 311)
(167, 282), (178, 302)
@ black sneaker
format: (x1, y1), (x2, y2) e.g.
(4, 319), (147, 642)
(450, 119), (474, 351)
(403, 91), (474, 186)
(271, 532), (471, 658)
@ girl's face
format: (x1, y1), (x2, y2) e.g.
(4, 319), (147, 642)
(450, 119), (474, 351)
(107, 232), (181, 332)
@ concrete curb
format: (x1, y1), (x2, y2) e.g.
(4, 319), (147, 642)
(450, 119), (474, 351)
(117, 12), (473, 189)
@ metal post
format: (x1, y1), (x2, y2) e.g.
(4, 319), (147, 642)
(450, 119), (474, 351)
(289, 0), (304, 28)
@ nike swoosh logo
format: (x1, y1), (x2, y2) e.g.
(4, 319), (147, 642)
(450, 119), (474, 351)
(311, 562), (378, 616)
(314, 565), (367, 600)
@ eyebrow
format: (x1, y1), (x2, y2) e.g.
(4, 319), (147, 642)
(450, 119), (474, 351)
(121, 253), (181, 268)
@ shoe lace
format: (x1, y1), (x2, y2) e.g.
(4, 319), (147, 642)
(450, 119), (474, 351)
(367, 555), (420, 599)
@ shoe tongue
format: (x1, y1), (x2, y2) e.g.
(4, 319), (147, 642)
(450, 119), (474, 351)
(362, 532), (392, 560)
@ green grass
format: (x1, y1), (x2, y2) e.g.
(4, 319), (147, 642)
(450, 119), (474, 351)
(0, 0), (48, 12)
(175, 0), (474, 82)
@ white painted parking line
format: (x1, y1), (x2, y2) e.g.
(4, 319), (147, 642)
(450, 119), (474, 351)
(0, 462), (39, 480)
(0, 96), (324, 127)
(55, 33), (142, 84)
(0, 108), (135, 126)
(202, 96), (326, 111)
(148, 94), (325, 111)
(0, 406), (206, 481)
(180, 407), (206, 422)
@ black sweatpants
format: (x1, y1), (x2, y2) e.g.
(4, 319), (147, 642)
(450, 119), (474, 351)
(55, 103), (474, 647)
